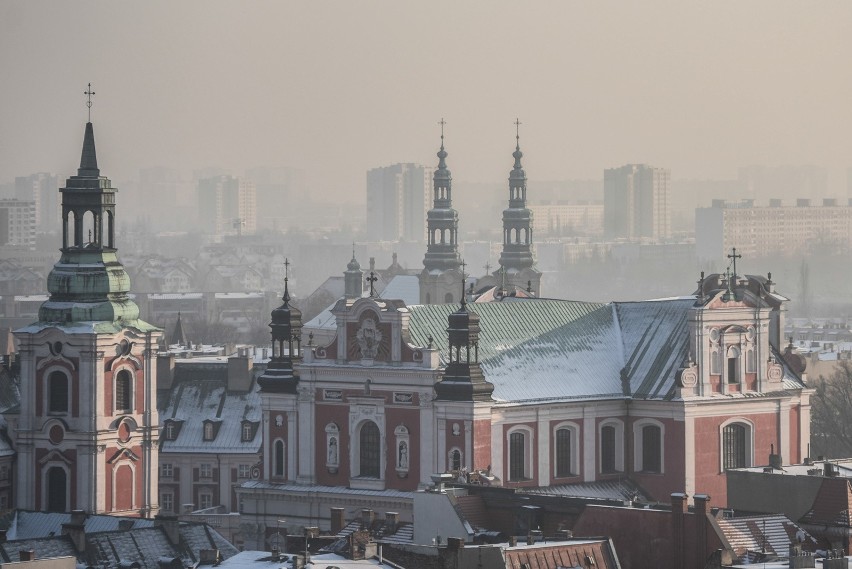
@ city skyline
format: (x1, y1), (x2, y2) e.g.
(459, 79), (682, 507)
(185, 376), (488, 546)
(2, 1), (851, 199)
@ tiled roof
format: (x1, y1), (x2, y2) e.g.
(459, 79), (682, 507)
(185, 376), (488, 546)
(159, 371), (262, 454)
(503, 539), (620, 569)
(715, 514), (815, 562)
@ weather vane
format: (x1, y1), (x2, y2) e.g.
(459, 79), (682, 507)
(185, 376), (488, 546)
(84, 83), (95, 122)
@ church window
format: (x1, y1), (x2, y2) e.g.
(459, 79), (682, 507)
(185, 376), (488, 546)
(641, 424), (662, 473)
(46, 466), (67, 512)
(359, 421), (381, 478)
(449, 448), (461, 471)
(723, 422), (750, 470)
(554, 427), (575, 477)
(274, 440), (285, 477)
(727, 346), (741, 384)
(601, 425), (617, 473)
(115, 369), (133, 412)
(509, 431), (527, 481)
(710, 350), (721, 375)
(48, 370), (69, 414)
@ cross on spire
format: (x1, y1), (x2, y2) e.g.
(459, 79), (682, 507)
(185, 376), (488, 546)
(727, 247), (742, 280)
(439, 118), (446, 145)
(84, 83), (95, 122)
(282, 258), (291, 302)
(514, 118), (521, 146)
(366, 271), (378, 297)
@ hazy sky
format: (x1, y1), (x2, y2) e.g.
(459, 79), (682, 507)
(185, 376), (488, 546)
(2, 1), (851, 197)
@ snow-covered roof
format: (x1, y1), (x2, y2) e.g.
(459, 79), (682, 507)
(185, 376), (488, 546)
(378, 275), (420, 305)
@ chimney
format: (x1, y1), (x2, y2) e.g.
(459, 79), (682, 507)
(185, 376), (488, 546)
(330, 508), (345, 535)
(694, 494), (711, 569)
(554, 529), (572, 541)
(157, 353), (176, 390)
(198, 549), (221, 566)
(446, 537), (464, 551)
(227, 355), (253, 392)
(671, 493), (688, 569)
(508, 536), (517, 547)
(70, 509), (86, 526)
(155, 514), (181, 546)
(19, 550), (35, 562)
(61, 511), (88, 553)
(0, 529), (6, 543)
(527, 529), (542, 545)
(361, 509), (375, 528)
(385, 512), (398, 534)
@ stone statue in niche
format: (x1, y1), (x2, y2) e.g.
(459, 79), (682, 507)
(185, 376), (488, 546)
(328, 437), (338, 464)
(356, 318), (382, 359)
(398, 441), (409, 470)
(452, 423), (461, 436)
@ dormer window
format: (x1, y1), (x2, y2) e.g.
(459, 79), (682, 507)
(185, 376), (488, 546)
(203, 421), (215, 441)
(164, 421), (176, 441)
(241, 421), (253, 442)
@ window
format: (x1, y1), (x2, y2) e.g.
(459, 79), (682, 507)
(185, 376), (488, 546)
(509, 432), (526, 481)
(727, 346), (741, 384)
(238, 464), (251, 479)
(0, 465), (8, 481)
(203, 422), (214, 441)
(641, 425), (662, 473)
(241, 422), (253, 442)
(48, 371), (69, 414)
(199, 492), (213, 510)
(161, 463), (173, 478)
(199, 463), (212, 479)
(164, 422), (176, 440)
(274, 440), (285, 477)
(555, 428), (574, 477)
(161, 492), (174, 513)
(449, 449), (462, 471)
(115, 369), (133, 412)
(723, 423), (749, 470)
(46, 466), (67, 512)
(601, 427), (616, 474)
(359, 421), (380, 478)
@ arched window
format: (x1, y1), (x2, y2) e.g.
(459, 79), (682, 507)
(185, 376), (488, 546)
(641, 425), (662, 473)
(203, 422), (214, 441)
(46, 467), (67, 512)
(359, 421), (380, 478)
(115, 369), (133, 412)
(555, 427), (574, 477)
(164, 421), (175, 440)
(509, 431), (526, 481)
(241, 422), (253, 442)
(449, 448), (461, 471)
(274, 440), (285, 477)
(601, 425), (616, 473)
(48, 371), (69, 414)
(727, 346), (741, 384)
(723, 423), (749, 470)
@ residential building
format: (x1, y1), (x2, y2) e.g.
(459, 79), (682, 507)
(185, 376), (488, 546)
(604, 164), (671, 240)
(197, 176), (257, 238)
(11, 119), (162, 515)
(366, 164), (432, 243)
(14, 173), (58, 232)
(695, 198), (852, 262)
(0, 200), (36, 249)
(528, 201), (604, 237)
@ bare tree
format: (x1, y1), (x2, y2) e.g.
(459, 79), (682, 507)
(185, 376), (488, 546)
(811, 360), (852, 458)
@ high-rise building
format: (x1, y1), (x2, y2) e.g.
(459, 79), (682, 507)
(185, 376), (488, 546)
(13, 118), (162, 514)
(15, 172), (59, 232)
(604, 164), (671, 240)
(696, 198), (852, 262)
(366, 163), (432, 242)
(197, 175), (256, 238)
(0, 199), (36, 248)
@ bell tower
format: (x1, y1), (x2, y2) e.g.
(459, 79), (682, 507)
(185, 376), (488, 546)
(14, 95), (162, 515)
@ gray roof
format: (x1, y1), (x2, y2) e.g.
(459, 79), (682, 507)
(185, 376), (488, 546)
(240, 480), (414, 500)
(2, 511), (154, 540)
(518, 478), (650, 502)
(406, 298), (806, 403)
(159, 370), (262, 454)
(378, 275), (420, 306)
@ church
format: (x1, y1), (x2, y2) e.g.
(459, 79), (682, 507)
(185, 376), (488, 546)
(237, 130), (811, 548)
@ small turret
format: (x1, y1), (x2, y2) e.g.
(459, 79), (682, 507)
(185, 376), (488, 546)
(258, 261), (302, 393)
(345, 246), (364, 299)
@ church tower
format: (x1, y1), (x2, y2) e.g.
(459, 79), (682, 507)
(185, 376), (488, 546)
(420, 120), (462, 304)
(14, 104), (162, 515)
(344, 248), (364, 299)
(496, 121), (541, 295)
(258, 266), (304, 484)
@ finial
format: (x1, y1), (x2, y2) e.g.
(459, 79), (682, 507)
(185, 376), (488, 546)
(460, 259), (467, 309)
(352, 242), (356, 259)
(439, 118), (446, 147)
(84, 82), (95, 122)
(514, 118), (521, 148)
(366, 271), (378, 297)
(282, 258), (291, 302)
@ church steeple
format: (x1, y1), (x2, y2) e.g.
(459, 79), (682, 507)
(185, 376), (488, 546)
(38, 118), (140, 324)
(422, 119), (461, 273)
(344, 246), (364, 299)
(258, 260), (302, 393)
(498, 119), (535, 273)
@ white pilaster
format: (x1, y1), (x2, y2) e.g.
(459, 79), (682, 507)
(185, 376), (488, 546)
(583, 406), (597, 482)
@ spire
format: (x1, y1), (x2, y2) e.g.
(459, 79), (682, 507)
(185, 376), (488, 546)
(498, 119), (535, 274)
(78, 121), (100, 177)
(511, 118), (524, 174)
(259, 260), (302, 394)
(282, 257), (291, 304)
(422, 119), (461, 273)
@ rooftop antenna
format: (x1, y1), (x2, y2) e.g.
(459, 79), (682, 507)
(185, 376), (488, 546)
(84, 82), (95, 122)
